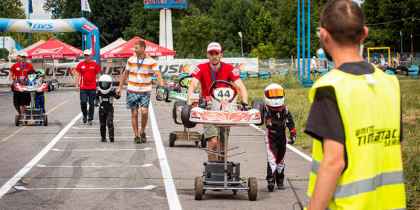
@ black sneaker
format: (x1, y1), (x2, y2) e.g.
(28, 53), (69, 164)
(134, 136), (141, 144)
(140, 133), (147, 143)
(110, 138), (114, 143)
(276, 170), (285, 189)
(87, 120), (93, 126)
(267, 178), (275, 192)
(82, 117), (87, 124)
(101, 138), (106, 142)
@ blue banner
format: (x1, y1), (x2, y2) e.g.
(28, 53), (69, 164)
(0, 18), (101, 64)
(144, 0), (187, 9)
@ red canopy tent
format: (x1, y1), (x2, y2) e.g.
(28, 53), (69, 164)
(24, 38), (82, 59)
(101, 36), (176, 58)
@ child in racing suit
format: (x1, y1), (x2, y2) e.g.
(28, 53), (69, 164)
(96, 74), (120, 142)
(262, 83), (297, 191)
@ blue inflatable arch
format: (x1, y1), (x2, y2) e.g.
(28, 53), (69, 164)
(0, 18), (100, 64)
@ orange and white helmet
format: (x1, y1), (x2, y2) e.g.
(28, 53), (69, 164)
(264, 83), (285, 109)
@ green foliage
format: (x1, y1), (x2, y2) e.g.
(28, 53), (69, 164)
(0, 48), (9, 59)
(122, 1), (160, 43)
(41, 0), (420, 58)
(174, 14), (217, 58)
(249, 43), (276, 59)
(0, 0), (25, 19)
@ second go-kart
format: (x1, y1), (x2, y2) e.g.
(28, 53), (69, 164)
(13, 73), (49, 126)
(156, 74), (192, 102)
(182, 80), (262, 201)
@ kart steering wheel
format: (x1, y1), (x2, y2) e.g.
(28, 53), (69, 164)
(209, 80), (238, 103)
(178, 75), (192, 89)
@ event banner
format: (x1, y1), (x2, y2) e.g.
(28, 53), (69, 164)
(156, 58), (259, 76)
(0, 58), (258, 84)
(144, 0), (188, 9)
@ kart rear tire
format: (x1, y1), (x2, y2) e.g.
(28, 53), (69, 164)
(200, 134), (207, 148)
(169, 132), (176, 147)
(252, 100), (265, 126)
(194, 176), (204, 200)
(232, 189), (238, 195)
(248, 177), (258, 201)
(43, 115), (48, 126)
(181, 105), (196, 128)
(268, 182), (275, 192)
(172, 101), (186, 125)
(15, 115), (20, 126)
(163, 88), (170, 102)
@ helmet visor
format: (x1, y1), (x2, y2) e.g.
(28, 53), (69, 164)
(99, 81), (111, 90)
(264, 88), (284, 99)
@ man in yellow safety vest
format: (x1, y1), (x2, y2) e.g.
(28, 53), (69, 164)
(304, 0), (406, 209)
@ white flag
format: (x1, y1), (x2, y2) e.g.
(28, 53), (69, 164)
(81, 0), (91, 12)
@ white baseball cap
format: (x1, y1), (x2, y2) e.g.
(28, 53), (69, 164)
(207, 42), (222, 53)
(83, 49), (92, 55)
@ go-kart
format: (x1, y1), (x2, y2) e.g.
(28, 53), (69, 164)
(46, 78), (59, 91)
(181, 80), (262, 201)
(156, 75), (197, 102)
(12, 74), (49, 126)
(156, 74), (204, 147)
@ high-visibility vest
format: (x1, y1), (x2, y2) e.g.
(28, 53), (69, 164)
(307, 68), (406, 210)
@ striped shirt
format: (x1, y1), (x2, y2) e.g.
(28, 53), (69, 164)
(125, 55), (159, 93)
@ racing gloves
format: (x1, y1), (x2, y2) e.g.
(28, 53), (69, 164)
(288, 128), (297, 145)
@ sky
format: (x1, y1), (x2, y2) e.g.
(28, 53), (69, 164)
(21, 0), (52, 19)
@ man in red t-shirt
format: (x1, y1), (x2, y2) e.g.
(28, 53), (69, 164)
(10, 52), (34, 115)
(73, 49), (101, 125)
(187, 42), (249, 161)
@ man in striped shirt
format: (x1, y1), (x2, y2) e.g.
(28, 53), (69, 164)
(117, 40), (164, 143)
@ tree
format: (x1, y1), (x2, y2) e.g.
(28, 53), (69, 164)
(250, 42), (276, 59)
(42, 0), (420, 59)
(122, 1), (160, 42)
(174, 14), (218, 58)
(44, 0), (135, 47)
(43, 0), (65, 19)
(0, 0), (25, 19)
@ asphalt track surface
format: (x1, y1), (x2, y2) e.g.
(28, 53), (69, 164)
(0, 88), (310, 210)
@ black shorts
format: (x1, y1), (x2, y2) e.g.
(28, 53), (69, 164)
(13, 92), (31, 107)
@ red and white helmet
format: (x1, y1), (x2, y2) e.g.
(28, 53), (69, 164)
(264, 83), (285, 110)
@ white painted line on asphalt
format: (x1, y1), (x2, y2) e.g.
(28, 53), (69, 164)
(0, 112), (82, 199)
(63, 136), (150, 139)
(91, 119), (131, 122)
(149, 103), (182, 210)
(250, 124), (312, 162)
(0, 99), (70, 144)
(60, 140), (154, 143)
(114, 114), (133, 117)
(46, 99), (69, 115)
(72, 126), (132, 129)
(14, 185), (157, 191)
(51, 147), (152, 152)
(36, 163), (153, 168)
(0, 127), (25, 143)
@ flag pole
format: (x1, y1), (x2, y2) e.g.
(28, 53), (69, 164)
(28, 0), (33, 45)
